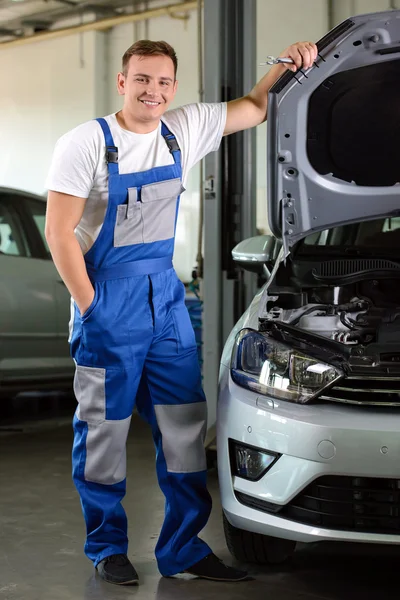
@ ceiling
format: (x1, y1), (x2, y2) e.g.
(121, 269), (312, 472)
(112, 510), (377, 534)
(0, 0), (153, 41)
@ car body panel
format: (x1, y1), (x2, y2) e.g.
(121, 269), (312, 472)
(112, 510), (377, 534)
(0, 187), (73, 392)
(218, 365), (400, 544)
(219, 10), (400, 550)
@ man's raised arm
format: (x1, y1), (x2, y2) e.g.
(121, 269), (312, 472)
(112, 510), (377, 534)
(224, 41), (318, 136)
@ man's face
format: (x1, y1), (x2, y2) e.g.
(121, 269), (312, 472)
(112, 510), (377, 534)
(117, 54), (178, 125)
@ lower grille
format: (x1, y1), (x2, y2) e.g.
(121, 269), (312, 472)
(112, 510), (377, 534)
(284, 476), (400, 534)
(320, 376), (400, 406)
(236, 476), (400, 535)
(235, 491), (281, 514)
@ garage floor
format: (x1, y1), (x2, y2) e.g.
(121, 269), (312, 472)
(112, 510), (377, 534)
(1, 410), (400, 600)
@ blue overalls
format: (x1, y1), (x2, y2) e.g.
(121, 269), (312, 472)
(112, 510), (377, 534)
(70, 118), (212, 576)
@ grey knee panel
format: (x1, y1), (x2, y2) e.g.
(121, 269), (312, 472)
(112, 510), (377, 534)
(154, 402), (208, 473)
(85, 418), (131, 485)
(74, 364), (131, 485)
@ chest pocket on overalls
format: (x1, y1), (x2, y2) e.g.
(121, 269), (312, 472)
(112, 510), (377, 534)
(114, 178), (185, 247)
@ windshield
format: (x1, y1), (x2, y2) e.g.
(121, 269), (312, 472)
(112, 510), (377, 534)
(299, 217), (400, 252)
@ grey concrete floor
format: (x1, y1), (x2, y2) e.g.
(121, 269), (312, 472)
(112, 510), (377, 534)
(1, 412), (400, 600)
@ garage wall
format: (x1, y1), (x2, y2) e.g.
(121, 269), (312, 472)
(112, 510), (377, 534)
(0, 31), (106, 195)
(256, 0), (329, 233)
(331, 0), (398, 25)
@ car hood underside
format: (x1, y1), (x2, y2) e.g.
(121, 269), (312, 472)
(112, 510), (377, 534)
(267, 9), (400, 255)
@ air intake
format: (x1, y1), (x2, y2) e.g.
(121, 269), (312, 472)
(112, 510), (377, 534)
(313, 259), (400, 280)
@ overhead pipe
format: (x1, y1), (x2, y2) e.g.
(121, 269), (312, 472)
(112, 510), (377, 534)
(0, 0), (197, 49)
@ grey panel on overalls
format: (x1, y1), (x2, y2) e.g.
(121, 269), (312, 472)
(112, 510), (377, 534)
(154, 403), (208, 473)
(74, 365), (131, 485)
(114, 178), (185, 247)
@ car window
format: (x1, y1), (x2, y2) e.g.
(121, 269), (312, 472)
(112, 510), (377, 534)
(0, 201), (30, 257)
(24, 198), (50, 254)
(383, 217), (400, 232)
(302, 217), (400, 248)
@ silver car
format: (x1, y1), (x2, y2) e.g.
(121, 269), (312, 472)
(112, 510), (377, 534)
(218, 9), (400, 564)
(0, 187), (73, 394)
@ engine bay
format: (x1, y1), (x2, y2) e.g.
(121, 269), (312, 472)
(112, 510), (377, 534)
(262, 258), (400, 355)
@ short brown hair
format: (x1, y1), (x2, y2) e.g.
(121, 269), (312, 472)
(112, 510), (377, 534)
(122, 40), (178, 78)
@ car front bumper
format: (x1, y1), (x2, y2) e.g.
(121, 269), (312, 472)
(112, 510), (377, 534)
(217, 364), (400, 545)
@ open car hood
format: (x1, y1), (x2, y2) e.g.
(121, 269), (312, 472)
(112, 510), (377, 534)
(267, 9), (400, 256)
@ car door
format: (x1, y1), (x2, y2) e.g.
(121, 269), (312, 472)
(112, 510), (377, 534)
(19, 193), (74, 379)
(0, 190), (71, 387)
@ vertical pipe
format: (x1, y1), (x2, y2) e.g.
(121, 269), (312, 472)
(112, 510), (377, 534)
(203, 0), (222, 446)
(196, 0), (204, 277)
(144, 0), (149, 38)
(241, 0), (257, 308)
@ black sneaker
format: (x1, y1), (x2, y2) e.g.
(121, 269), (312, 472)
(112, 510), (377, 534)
(183, 553), (249, 582)
(96, 554), (139, 585)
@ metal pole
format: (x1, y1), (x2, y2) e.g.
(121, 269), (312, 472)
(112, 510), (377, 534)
(203, 0), (222, 447)
(241, 0), (257, 307)
(196, 0), (204, 277)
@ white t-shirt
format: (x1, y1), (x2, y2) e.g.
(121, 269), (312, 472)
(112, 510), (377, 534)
(46, 103), (227, 254)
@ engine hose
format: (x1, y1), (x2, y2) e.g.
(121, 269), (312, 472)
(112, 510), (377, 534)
(346, 311), (368, 327)
(346, 330), (374, 339)
(345, 332), (360, 340)
(355, 285), (374, 308)
(339, 311), (358, 331)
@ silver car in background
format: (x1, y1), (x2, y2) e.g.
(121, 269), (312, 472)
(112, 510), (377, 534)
(0, 187), (73, 394)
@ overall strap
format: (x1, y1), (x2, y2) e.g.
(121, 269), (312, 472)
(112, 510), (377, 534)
(96, 118), (119, 176)
(161, 122), (181, 166)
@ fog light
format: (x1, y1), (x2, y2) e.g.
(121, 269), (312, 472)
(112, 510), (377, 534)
(230, 440), (280, 481)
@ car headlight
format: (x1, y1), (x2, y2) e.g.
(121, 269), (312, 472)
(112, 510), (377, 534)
(231, 328), (343, 404)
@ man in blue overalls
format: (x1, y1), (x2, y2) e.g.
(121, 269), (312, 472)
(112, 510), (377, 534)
(45, 39), (317, 585)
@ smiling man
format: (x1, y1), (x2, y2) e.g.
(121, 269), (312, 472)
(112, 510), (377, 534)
(45, 39), (317, 586)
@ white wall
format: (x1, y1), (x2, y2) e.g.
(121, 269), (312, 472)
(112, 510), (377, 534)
(0, 31), (104, 195)
(331, 0), (398, 24)
(0, 0), (394, 277)
(256, 0), (329, 233)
